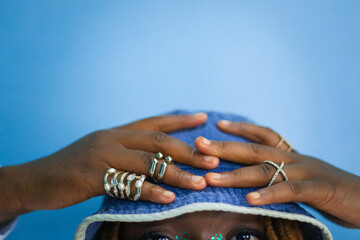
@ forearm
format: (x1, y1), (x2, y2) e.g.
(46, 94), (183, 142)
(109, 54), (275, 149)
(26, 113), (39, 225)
(0, 165), (31, 224)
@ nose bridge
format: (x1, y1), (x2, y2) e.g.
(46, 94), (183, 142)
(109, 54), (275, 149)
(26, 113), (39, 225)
(183, 232), (224, 240)
(181, 213), (225, 240)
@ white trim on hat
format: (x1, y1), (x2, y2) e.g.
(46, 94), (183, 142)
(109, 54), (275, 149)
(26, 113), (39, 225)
(74, 202), (332, 240)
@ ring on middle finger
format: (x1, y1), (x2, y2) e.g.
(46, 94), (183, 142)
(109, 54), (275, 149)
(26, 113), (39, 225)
(149, 157), (159, 180)
(149, 152), (164, 181)
(156, 156), (174, 182)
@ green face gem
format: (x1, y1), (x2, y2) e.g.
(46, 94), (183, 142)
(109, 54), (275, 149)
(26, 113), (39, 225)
(176, 231), (224, 240)
(210, 233), (224, 240)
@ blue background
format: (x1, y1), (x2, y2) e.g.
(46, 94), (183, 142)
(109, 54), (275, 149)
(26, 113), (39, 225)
(1, 1), (359, 239)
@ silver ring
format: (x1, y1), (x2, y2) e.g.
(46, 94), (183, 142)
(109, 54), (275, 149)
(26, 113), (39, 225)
(275, 135), (296, 152)
(156, 161), (168, 182)
(155, 152), (163, 159)
(125, 173), (136, 200)
(104, 168), (117, 197)
(133, 175), (146, 201)
(165, 156), (173, 164)
(157, 155), (173, 182)
(150, 153), (173, 183)
(263, 160), (288, 187)
(111, 171), (122, 197)
(149, 158), (158, 180)
(118, 171), (128, 199)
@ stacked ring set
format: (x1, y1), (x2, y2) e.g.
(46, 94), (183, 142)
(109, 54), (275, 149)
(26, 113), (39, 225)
(103, 152), (173, 201)
(104, 168), (146, 201)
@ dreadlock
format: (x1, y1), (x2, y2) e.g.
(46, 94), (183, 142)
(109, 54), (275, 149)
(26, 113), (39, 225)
(265, 217), (304, 240)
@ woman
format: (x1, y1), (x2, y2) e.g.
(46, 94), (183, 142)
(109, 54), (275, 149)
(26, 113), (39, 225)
(1, 111), (359, 239)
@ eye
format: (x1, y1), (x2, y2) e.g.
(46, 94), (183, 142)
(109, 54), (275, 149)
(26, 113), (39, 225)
(144, 236), (171, 240)
(138, 231), (173, 240)
(228, 229), (264, 240)
(234, 234), (261, 240)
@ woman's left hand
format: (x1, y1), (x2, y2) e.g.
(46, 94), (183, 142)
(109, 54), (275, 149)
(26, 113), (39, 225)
(194, 120), (360, 228)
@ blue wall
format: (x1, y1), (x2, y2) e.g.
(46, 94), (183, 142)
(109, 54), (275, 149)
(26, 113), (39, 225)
(1, 1), (359, 239)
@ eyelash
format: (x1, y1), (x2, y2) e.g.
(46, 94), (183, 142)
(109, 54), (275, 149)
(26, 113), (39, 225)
(138, 231), (173, 240)
(228, 228), (265, 240)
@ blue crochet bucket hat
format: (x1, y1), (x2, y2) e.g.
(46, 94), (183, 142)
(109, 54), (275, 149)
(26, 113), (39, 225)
(75, 110), (332, 240)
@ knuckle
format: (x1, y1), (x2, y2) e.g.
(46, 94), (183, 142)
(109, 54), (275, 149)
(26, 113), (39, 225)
(150, 132), (169, 146)
(228, 170), (239, 180)
(285, 181), (302, 197)
(312, 181), (338, 210)
(217, 141), (228, 150)
(140, 153), (153, 169)
(185, 146), (196, 159)
(249, 143), (263, 162)
(92, 130), (113, 143)
(263, 127), (280, 142)
(152, 116), (165, 128)
(88, 130), (115, 156)
(263, 127), (276, 135)
(172, 167), (189, 184)
(258, 164), (273, 180)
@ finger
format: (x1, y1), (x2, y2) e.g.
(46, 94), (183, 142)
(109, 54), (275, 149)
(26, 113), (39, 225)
(217, 120), (280, 147)
(102, 175), (175, 204)
(109, 147), (207, 190)
(117, 113), (208, 132)
(218, 120), (296, 152)
(246, 180), (313, 205)
(194, 136), (292, 165)
(116, 130), (219, 169)
(205, 163), (299, 188)
(140, 181), (176, 204)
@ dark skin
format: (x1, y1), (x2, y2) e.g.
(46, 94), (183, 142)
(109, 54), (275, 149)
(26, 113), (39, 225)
(0, 114), (359, 230)
(118, 212), (265, 240)
(195, 120), (360, 228)
(0, 113), (218, 223)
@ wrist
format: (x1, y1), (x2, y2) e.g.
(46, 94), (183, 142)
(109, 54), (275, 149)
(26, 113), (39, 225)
(0, 165), (31, 224)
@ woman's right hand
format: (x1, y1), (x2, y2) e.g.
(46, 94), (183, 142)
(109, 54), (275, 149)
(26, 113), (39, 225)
(0, 113), (219, 224)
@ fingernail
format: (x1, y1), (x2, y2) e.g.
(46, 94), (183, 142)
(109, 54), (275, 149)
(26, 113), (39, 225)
(248, 192), (261, 199)
(162, 190), (175, 199)
(219, 120), (231, 126)
(200, 137), (211, 145)
(204, 155), (217, 162)
(190, 112), (207, 118)
(210, 173), (221, 179)
(192, 175), (204, 184)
